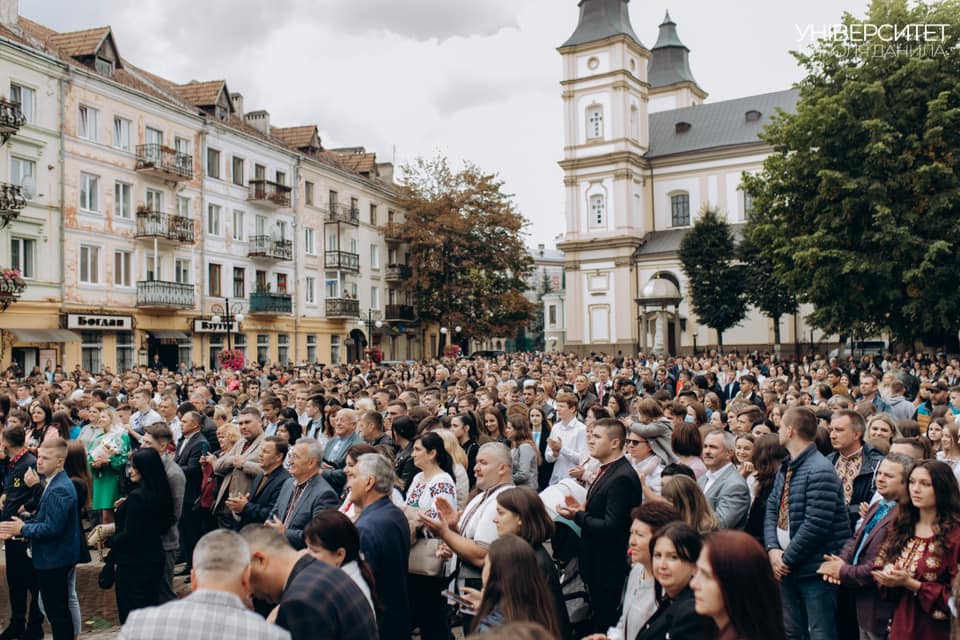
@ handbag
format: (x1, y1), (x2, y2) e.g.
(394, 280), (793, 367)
(408, 537), (445, 577)
(97, 558), (116, 589)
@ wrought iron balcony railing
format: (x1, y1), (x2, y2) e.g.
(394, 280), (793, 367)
(0, 183), (26, 228)
(137, 280), (195, 308)
(248, 235), (293, 260)
(135, 144), (194, 181)
(324, 251), (360, 272)
(0, 99), (26, 144)
(248, 180), (292, 208)
(383, 222), (404, 242)
(385, 304), (416, 322)
(325, 298), (360, 318)
(249, 292), (293, 314)
(135, 210), (195, 243)
(326, 203), (360, 226)
(385, 264), (412, 281)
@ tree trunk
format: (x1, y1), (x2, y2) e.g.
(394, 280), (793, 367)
(717, 331), (724, 355)
(773, 314), (782, 359)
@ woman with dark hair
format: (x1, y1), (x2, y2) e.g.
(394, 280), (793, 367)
(606, 393), (629, 420)
(493, 487), (569, 638)
(744, 434), (787, 543)
(691, 530), (785, 640)
(50, 410), (73, 441)
(671, 422), (706, 479)
(504, 415), (539, 490)
(276, 419), (303, 444)
(304, 510), (378, 616)
(104, 447), (175, 622)
(871, 460), (960, 640)
(391, 415), (418, 495)
(478, 406), (508, 444)
(26, 401), (53, 452)
(685, 402), (708, 429)
(467, 535), (562, 637)
(636, 522), (710, 640)
(451, 412), (481, 489)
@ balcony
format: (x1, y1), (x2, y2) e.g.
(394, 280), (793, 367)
(137, 280), (195, 309)
(249, 292), (293, 314)
(385, 264), (412, 282)
(385, 304), (416, 322)
(135, 144), (194, 181)
(325, 298), (360, 319)
(135, 210), (194, 243)
(326, 203), (360, 226)
(324, 251), (360, 272)
(248, 235), (293, 261)
(0, 183), (26, 228)
(384, 222), (404, 243)
(247, 180), (291, 208)
(0, 99), (26, 144)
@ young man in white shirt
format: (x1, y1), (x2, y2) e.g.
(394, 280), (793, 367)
(545, 392), (587, 486)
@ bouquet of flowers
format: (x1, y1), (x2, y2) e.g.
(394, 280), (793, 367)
(443, 344), (462, 359)
(217, 349), (245, 370)
(90, 430), (125, 463)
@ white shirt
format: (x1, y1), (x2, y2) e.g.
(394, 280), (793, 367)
(703, 462), (734, 494)
(545, 418), (587, 485)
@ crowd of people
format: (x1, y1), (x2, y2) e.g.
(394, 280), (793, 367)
(0, 348), (960, 640)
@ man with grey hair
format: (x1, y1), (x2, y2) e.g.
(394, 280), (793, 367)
(321, 408), (361, 495)
(420, 442), (514, 619)
(352, 454), (410, 640)
(698, 428), (750, 529)
(267, 438), (338, 549)
(118, 530), (289, 640)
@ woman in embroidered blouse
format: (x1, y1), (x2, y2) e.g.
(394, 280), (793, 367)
(872, 460), (960, 640)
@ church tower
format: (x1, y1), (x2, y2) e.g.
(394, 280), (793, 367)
(647, 11), (707, 112)
(557, 0), (650, 355)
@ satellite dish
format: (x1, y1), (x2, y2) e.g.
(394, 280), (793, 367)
(20, 175), (35, 200)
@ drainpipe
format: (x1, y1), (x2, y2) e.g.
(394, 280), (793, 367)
(292, 155), (301, 364)
(58, 72), (68, 367)
(199, 123), (208, 367)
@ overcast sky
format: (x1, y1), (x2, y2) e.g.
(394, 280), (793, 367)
(21, 0), (870, 249)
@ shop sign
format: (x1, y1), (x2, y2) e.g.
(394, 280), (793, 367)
(66, 314), (133, 330)
(193, 319), (239, 333)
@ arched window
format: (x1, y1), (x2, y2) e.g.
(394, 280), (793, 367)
(586, 105), (604, 140)
(670, 193), (690, 227)
(589, 194), (606, 229)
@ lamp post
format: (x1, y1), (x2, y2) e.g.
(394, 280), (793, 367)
(359, 310), (383, 360)
(439, 325), (462, 358)
(210, 297), (244, 352)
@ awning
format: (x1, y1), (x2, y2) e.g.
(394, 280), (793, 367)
(149, 330), (190, 340)
(10, 329), (81, 343)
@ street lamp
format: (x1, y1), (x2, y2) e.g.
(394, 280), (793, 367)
(211, 297), (245, 351)
(359, 310), (383, 357)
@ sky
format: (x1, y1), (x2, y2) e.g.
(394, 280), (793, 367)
(20, 0), (872, 249)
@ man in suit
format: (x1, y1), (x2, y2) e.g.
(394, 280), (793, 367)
(175, 410), (206, 575)
(321, 409), (361, 495)
(352, 453), (410, 640)
(226, 437), (290, 528)
(573, 374), (599, 420)
(556, 418), (643, 632)
(817, 454), (910, 640)
(0, 438), (83, 640)
(267, 438), (338, 549)
(699, 429), (751, 529)
(211, 407), (265, 529)
(240, 524), (377, 640)
(118, 529), (290, 640)
(722, 377), (740, 409)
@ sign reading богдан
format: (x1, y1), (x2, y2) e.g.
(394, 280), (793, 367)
(193, 319), (240, 333)
(66, 314), (133, 330)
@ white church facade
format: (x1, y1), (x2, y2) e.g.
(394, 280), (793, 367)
(555, 0), (827, 356)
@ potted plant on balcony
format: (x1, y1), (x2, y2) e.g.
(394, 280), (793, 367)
(0, 267), (26, 310)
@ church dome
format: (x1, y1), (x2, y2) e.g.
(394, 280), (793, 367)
(639, 276), (681, 305)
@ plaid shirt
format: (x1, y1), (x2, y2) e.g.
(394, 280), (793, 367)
(118, 589), (290, 640)
(277, 555), (378, 640)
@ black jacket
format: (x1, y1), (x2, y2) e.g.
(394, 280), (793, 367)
(175, 431), (206, 509)
(573, 456), (643, 590)
(107, 488), (173, 566)
(240, 466), (290, 527)
(636, 586), (710, 640)
(1, 450), (41, 520)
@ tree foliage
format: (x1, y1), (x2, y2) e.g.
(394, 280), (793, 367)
(738, 228), (798, 348)
(397, 156), (536, 339)
(742, 0), (960, 345)
(679, 207), (747, 351)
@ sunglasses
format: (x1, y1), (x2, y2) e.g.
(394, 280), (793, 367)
(625, 438), (644, 446)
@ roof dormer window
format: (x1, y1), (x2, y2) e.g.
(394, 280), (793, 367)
(95, 57), (114, 77)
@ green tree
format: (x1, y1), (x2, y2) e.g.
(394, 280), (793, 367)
(397, 156), (536, 350)
(678, 207), (747, 352)
(742, 0), (960, 346)
(738, 226), (798, 352)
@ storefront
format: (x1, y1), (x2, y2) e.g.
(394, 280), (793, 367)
(63, 312), (136, 374)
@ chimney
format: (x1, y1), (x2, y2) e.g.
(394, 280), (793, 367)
(376, 162), (394, 183)
(0, 0), (18, 29)
(245, 109), (270, 135)
(230, 92), (244, 118)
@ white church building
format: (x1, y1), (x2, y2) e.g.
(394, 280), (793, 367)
(554, 0), (828, 356)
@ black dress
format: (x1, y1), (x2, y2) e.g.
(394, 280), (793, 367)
(635, 586), (710, 640)
(745, 481), (775, 544)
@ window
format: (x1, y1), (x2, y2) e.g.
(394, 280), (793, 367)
(254, 163), (266, 181)
(10, 157), (34, 189)
(276, 171), (286, 186)
(369, 204), (377, 225)
(81, 332), (102, 373)
(233, 334), (246, 362)
(255, 215), (267, 237)
(277, 220), (288, 241)
(276, 273), (288, 294)
(328, 190), (338, 207)
(347, 281), (358, 298)
(177, 196), (190, 217)
(255, 270), (267, 292)
(79, 245), (100, 284)
(145, 127), (162, 149)
(330, 335), (340, 364)
(232, 210), (245, 241)
(207, 147), (221, 179)
(630, 106), (640, 142)
(80, 173), (99, 212)
(114, 182), (132, 219)
(113, 117), (130, 150)
(304, 227), (316, 255)
(175, 137), (191, 174)
(349, 238), (358, 254)
(327, 233), (339, 251)
(95, 57), (114, 77)
(10, 237), (35, 279)
(350, 197), (358, 214)
(175, 258), (190, 284)
(233, 267), (245, 298)
(257, 334), (269, 365)
(305, 181), (314, 206)
(113, 250), (132, 287)
(305, 276), (316, 304)
(10, 84), (35, 123)
(178, 338), (192, 371)
(306, 334), (317, 363)
(548, 304), (558, 327)
(145, 254), (162, 281)
(371, 286), (380, 309)
(277, 334), (289, 366)
(586, 105), (603, 139)
(78, 105), (98, 141)
(588, 194), (606, 229)
(145, 188), (162, 212)
(116, 333), (134, 373)
(208, 263), (222, 297)
(232, 156), (244, 186)
(671, 193), (690, 227)
(370, 244), (380, 268)
(743, 190), (754, 216)
(208, 334), (223, 370)
(207, 204), (222, 236)
(325, 274), (338, 298)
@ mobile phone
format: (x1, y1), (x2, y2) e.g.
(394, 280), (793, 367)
(200, 440), (210, 456)
(441, 590), (474, 609)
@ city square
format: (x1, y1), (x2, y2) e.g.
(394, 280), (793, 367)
(0, 0), (958, 638)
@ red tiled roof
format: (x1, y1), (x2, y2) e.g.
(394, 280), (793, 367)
(48, 26), (110, 58)
(273, 125), (320, 149)
(175, 80), (226, 106)
(336, 151), (377, 175)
